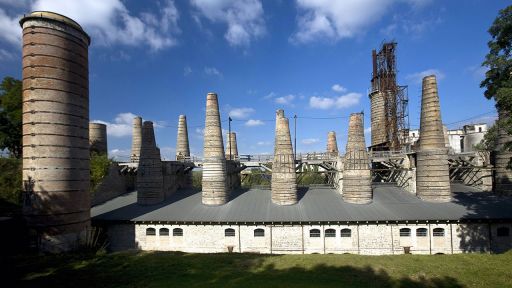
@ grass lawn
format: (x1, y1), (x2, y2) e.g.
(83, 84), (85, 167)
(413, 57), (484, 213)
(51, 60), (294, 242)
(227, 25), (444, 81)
(5, 250), (512, 288)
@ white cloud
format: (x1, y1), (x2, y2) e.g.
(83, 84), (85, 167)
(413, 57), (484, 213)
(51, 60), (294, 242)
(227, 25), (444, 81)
(159, 146), (176, 160)
(184, 66), (192, 76)
(204, 66), (222, 77)
(364, 127), (372, 134)
(263, 91), (277, 100)
(405, 69), (445, 84)
(256, 141), (271, 146)
(302, 138), (319, 145)
(467, 65), (487, 81)
(30, 0), (180, 51)
(245, 119), (264, 127)
(291, 0), (394, 43)
(0, 48), (16, 61)
(291, 0), (434, 43)
(275, 94), (295, 105)
(109, 148), (131, 161)
(92, 112), (138, 137)
(190, 0), (265, 46)
(0, 8), (22, 45)
(229, 107), (255, 119)
(309, 92), (362, 109)
(331, 84), (347, 93)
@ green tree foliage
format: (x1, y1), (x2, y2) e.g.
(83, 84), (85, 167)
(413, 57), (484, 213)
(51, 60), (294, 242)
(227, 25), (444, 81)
(476, 124), (499, 151)
(481, 6), (512, 144)
(90, 152), (111, 193)
(0, 77), (22, 158)
(0, 158), (22, 214)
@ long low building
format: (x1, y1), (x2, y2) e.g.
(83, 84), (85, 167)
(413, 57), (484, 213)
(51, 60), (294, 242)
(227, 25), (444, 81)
(92, 184), (512, 254)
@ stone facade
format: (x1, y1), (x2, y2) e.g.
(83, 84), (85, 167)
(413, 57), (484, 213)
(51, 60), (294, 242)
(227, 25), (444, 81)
(104, 222), (512, 255)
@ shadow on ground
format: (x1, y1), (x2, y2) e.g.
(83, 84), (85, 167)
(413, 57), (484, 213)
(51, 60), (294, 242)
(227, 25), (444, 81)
(6, 251), (467, 288)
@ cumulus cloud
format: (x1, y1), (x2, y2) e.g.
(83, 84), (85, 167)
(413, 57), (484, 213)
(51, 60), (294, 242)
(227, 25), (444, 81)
(405, 69), (445, 84)
(291, 0), (433, 43)
(309, 92), (362, 110)
(183, 66), (192, 76)
(245, 119), (264, 127)
(0, 8), (22, 45)
(364, 127), (372, 134)
(331, 84), (347, 93)
(291, 0), (394, 43)
(263, 91), (277, 100)
(190, 0), (265, 46)
(204, 66), (222, 77)
(0, 48), (16, 61)
(109, 148), (131, 161)
(229, 107), (255, 119)
(302, 138), (319, 145)
(30, 0), (180, 51)
(92, 112), (138, 137)
(256, 141), (271, 146)
(275, 94), (295, 105)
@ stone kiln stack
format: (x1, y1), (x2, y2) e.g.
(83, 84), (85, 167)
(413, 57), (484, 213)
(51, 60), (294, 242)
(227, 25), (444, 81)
(343, 113), (372, 204)
(20, 11), (91, 251)
(202, 93), (228, 205)
(89, 123), (107, 155)
(131, 116), (142, 163)
(271, 110), (297, 205)
(327, 131), (339, 156)
(176, 115), (190, 161)
(494, 110), (512, 195)
(369, 91), (387, 147)
(225, 132), (239, 160)
(416, 75), (451, 202)
(136, 121), (164, 205)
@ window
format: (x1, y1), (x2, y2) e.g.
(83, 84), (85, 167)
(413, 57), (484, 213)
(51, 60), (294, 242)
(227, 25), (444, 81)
(478, 127), (482, 132)
(399, 228), (411, 237)
(310, 229), (321, 238)
(173, 228), (183, 237)
(433, 228), (445, 237)
(340, 228), (351, 238)
(325, 229), (336, 238)
(159, 228), (169, 236)
(497, 227), (510, 237)
(225, 228), (236, 237)
(416, 228), (428, 237)
(254, 228), (265, 237)
(413, 133), (416, 137)
(146, 228), (156, 236)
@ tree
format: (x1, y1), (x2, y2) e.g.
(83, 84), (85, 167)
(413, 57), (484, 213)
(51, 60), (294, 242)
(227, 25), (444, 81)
(0, 77), (22, 158)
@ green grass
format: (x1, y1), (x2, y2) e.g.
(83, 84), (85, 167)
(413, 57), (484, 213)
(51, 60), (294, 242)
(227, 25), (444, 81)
(5, 251), (512, 287)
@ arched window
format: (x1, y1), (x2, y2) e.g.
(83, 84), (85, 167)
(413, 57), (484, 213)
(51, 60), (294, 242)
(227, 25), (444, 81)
(309, 229), (321, 238)
(159, 228), (169, 236)
(433, 228), (445, 237)
(146, 228), (156, 236)
(325, 229), (336, 237)
(173, 228), (183, 237)
(497, 227), (510, 237)
(399, 228), (411, 237)
(416, 228), (428, 237)
(340, 228), (351, 238)
(225, 228), (236, 237)
(254, 228), (265, 237)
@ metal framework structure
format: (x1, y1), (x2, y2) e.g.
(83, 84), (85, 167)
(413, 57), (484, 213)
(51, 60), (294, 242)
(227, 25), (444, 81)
(371, 42), (410, 151)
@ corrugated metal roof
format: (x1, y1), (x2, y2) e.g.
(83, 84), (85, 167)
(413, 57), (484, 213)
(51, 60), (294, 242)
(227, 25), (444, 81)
(91, 184), (512, 223)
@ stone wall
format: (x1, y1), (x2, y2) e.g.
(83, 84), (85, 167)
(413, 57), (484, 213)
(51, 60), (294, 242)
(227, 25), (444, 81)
(100, 222), (512, 254)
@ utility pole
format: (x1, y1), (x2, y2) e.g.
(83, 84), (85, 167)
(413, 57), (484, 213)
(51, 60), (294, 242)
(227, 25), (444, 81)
(294, 114), (297, 162)
(228, 116), (232, 160)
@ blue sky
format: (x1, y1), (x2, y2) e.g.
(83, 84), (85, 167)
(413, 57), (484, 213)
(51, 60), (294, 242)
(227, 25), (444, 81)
(0, 0), (504, 160)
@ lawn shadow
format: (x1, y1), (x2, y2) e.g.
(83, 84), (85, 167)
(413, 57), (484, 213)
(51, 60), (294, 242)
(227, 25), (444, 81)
(10, 252), (465, 288)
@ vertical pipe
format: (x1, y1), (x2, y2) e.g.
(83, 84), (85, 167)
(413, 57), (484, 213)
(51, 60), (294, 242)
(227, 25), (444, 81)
(176, 115), (190, 161)
(131, 116), (142, 163)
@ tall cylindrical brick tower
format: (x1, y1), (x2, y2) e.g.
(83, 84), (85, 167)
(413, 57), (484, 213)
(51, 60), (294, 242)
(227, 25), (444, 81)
(131, 116), (142, 163)
(20, 11), (91, 251)
(225, 132), (239, 161)
(416, 75), (451, 202)
(202, 93), (227, 205)
(343, 113), (372, 204)
(327, 131), (339, 156)
(89, 122), (107, 155)
(176, 115), (190, 161)
(271, 110), (297, 205)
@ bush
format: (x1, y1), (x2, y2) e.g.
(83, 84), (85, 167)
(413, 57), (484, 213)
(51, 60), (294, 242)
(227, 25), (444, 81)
(192, 171), (202, 190)
(90, 153), (111, 193)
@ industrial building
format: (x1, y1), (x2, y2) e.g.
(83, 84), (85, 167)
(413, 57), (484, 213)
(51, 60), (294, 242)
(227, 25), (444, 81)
(19, 12), (512, 254)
